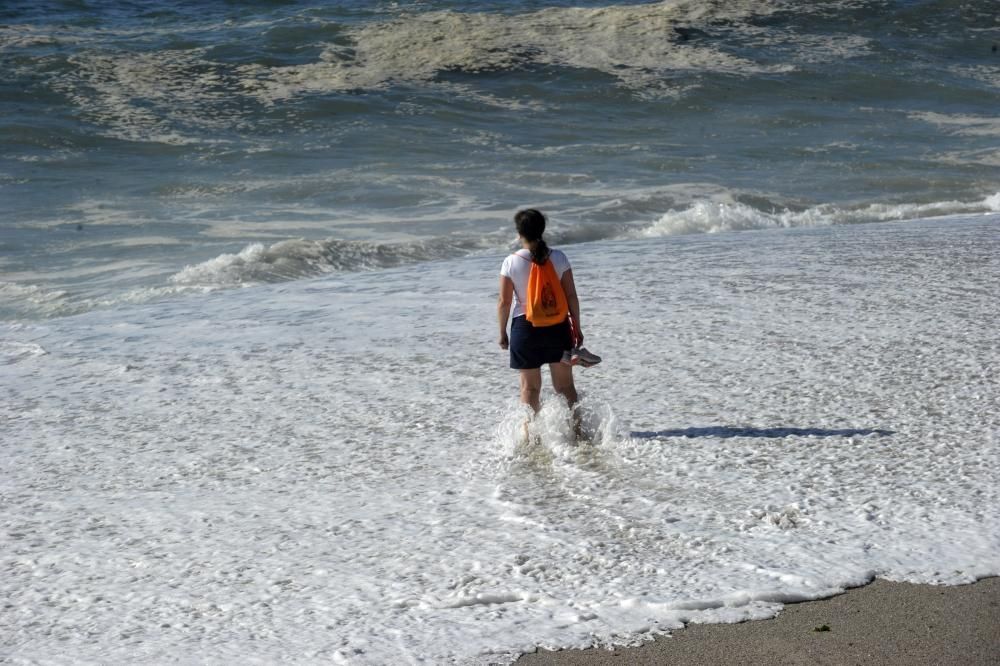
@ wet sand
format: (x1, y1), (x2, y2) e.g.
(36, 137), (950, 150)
(516, 577), (1000, 665)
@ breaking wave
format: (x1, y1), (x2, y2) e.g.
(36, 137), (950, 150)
(635, 192), (1000, 237)
(170, 192), (1000, 290)
(167, 235), (506, 288)
(4, 192), (997, 321)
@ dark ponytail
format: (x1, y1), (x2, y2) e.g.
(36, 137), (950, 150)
(514, 208), (550, 265)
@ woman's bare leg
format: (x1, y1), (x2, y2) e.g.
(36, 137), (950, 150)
(519, 368), (543, 441)
(548, 363), (577, 408)
(519, 368), (543, 413)
(549, 362), (583, 439)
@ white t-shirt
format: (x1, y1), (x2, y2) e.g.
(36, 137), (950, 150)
(500, 248), (571, 319)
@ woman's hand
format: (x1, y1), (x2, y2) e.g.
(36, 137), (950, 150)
(499, 332), (509, 350)
(574, 328), (584, 347)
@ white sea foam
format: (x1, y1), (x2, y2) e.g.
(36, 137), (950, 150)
(1, 214), (997, 663)
(47, 198), (157, 229)
(953, 63), (1000, 90)
(52, 49), (245, 145)
(3, 259), (165, 283)
(909, 111), (1000, 137)
(0, 24), (63, 50)
(90, 236), (187, 249)
(238, 0), (793, 102)
(935, 149), (1000, 168)
(0, 280), (219, 320)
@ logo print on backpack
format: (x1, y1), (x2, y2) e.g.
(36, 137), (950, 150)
(540, 282), (558, 315)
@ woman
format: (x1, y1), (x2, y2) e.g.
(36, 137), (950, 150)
(497, 209), (597, 412)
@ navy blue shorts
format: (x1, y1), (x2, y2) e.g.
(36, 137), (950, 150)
(509, 315), (572, 369)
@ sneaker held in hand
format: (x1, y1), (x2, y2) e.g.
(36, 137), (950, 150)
(571, 346), (601, 367)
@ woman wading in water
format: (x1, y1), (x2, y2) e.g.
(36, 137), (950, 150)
(497, 209), (600, 415)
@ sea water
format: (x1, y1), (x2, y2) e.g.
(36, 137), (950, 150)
(3, 214), (999, 663)
(2, 0), (1000, 318)
(2, 0), (999, 663)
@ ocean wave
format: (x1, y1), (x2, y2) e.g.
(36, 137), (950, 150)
(168, 192), (1000, 290)
(0, 282), (73, 319)
(633, 193), (1000, 237)
(165, 232), (610, 291)
(167, 235), (505, 288)
(0, 339), (48, 365)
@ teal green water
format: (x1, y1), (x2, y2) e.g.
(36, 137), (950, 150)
(1, 0), (998, 319)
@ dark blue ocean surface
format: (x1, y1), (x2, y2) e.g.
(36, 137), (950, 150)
(1, 0), (998, 318)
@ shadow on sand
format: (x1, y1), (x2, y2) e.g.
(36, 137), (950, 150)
(630, 426), (895, 440)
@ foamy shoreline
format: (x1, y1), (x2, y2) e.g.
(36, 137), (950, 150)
(517, 577), (1000, 665)
(2, 215), (997, 663)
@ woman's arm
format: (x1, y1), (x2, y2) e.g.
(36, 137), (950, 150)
(497, 275), (514, 349)
(561, 268), (583, 346)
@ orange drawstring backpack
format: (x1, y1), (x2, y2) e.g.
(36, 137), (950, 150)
(524, 255), (569, 327)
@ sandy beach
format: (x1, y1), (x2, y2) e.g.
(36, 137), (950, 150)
(516, 577), (1000, 665)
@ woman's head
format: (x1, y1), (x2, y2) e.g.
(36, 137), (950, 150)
(515, 208), (551, 264)
(515, 208), (546, 242)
